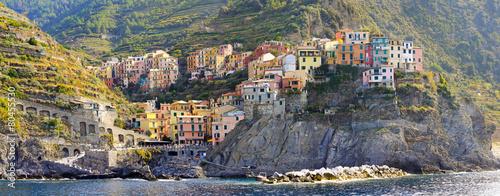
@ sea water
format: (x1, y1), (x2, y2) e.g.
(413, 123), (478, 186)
(1, 170), (499, 195)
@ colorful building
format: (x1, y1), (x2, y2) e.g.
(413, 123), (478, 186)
(362, 67), (395, 89)
(297, 45), (321, 75)
(372, 37), (390, 68)
(177, 115), (205, 145)
(211, 110), (244, 146)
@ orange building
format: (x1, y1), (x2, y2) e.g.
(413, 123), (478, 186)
(337, 43), (365, 66)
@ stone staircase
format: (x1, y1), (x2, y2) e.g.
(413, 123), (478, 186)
(49, 152), (93, 174)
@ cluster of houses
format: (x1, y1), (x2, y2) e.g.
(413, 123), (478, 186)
(96, 29), (424, 145)
(87, 50), (179, 90)
(130, 97), (244, 146)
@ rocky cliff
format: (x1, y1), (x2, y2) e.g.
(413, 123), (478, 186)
(207, 74), (499, 176)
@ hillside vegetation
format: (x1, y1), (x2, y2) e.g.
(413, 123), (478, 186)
(0, 0), (225, 58)
(0, 4), (124, 104)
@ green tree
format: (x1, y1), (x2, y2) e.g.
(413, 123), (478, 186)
(28, 37), (38, 46)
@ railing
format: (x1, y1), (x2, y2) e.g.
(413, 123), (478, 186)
(178, 120), (203, 124)
(178, 130), (204, 132)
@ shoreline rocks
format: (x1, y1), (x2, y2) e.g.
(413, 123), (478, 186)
(263, 165), (407, 184)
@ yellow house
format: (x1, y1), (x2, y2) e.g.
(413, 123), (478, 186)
(139, 113), (159, 140)
(297, 46), (322, 75)
(321, 40), (342, 65)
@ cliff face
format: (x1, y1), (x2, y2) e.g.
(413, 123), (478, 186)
(208, 79), (499, 176)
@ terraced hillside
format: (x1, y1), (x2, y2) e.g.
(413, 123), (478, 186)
(0, 3), (124, 104)
(0, 0), (226, 58)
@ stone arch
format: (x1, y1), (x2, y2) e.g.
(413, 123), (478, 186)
(99, 127), (105, 133)
(107, 128), (113, 135)
(74, 149), (80, 156)
(26, 107), (37, 114)
(16, 104), (24, 112)
(62, 148), (69, 157)
(125, 134), (134, 146)
(52, 113), (59, 118)
(88, 124), (96, 134)
(118, 134), (124, 143)
(39, 110), (50, 117)
(79, 122), (87, 135)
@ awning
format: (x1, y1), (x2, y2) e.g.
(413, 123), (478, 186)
(207, 139), (213, 142)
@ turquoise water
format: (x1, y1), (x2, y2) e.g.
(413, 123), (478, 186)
(1, 171), (500, 195)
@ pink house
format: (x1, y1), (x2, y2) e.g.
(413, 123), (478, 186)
(414, 48), (423, 72)
(177, 116), (205, 145)
(362, 66), (394, 88)
(212, 110), (244, 146)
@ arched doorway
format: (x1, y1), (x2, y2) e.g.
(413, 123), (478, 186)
(26, 107), (37, 114)
(118, 134), (124, 143)
(39, 110), (50, 117)
(79, 122), (87, 135)
(88, 124), (96, 134)
(62, 148), (69, 157)
(16, 104), (24, 112)
(107, 128), (113, 135)
(74, 149), (80, 156)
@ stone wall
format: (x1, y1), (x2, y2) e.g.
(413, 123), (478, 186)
(244, 99), (285, 120)
(80, 151), (117, 171)
(282, 92), (307, 113)
(8, 96), (151, 146)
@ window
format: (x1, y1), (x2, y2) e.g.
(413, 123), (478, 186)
(270, 75), (275, 79)
(390, 69), (393, 72)
(225, 133), (227, 137)
(391, 54), (394, 58)
(375, 76), (379, 80)
(301, 66), (306, 70)
(390, 76), (393, 79)
(360, 45), (363, 49)
(360, 53), (363, 59)
(413, 50), (416, 54)
(154, 129), (157, 133)
(260, 89), (265, 92)
(383, 83), (386, 86)
(236, 117), (239, 121)
(180, 133), (184, 136)
(398, 54), (400, 58)
(214, 133), (219, 138)
(384, 50), (387, 54)
(342, 54), (345, 60)
(313, 58), (317, 62)
(192, 133), (194, 137)
(391, 46), (394, 50)
(383, 69), (386, 73)
(349, 46), (353, 51)
(174, 113), (177, 116)
(342, 46), (345, 51)
(383, 76), (386, 79)
(419, 58), (421, 62)
(403, 49), (406, 54)
(375, 50), (379, 55)
(198, 133), (203, 137)
(224, 125), (227, 130)
(302, 58), (306, 62)
(215, 125), (219, 130)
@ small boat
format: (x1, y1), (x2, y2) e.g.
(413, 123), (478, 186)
(255, 172), (267, 181)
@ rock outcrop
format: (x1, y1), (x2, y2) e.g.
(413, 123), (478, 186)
(207, 87), (499, 176)
(263, 165), (406, 184)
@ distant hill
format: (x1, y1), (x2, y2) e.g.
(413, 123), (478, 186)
(0, 0), (226, 58)
(0, 3), (124, 104)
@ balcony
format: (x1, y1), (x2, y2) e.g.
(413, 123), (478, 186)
(374, 46), (389, 50)
(178, 120), (203, 124)
(341, 50), (354, 53)
(353, 57), (364, 61)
